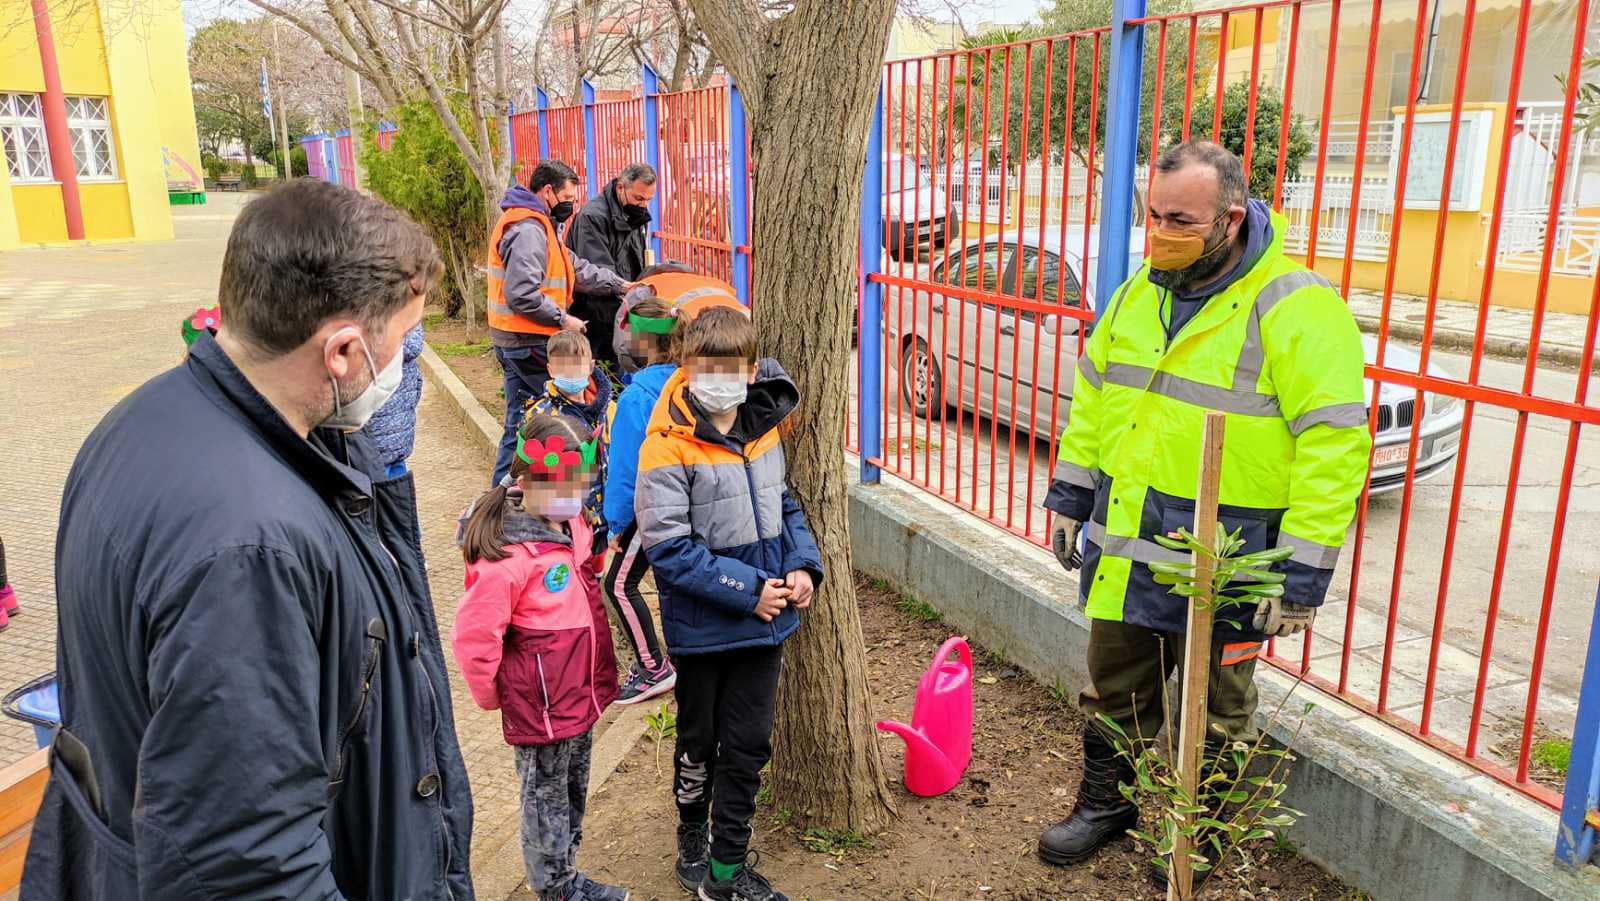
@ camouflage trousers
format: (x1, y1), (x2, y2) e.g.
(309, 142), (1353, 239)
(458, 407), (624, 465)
(514, 730), (594, 898)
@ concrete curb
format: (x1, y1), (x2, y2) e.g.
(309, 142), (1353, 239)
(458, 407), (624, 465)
(846, 465), (1600, 901)
(419, 344), (503, 455)
(421, 343), (661, 900)
(1353, 315), (1595, 373)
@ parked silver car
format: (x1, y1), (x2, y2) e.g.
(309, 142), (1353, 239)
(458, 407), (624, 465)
(886, 229), (1463, 495)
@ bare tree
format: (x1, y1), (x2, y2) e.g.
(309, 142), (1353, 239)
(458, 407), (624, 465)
(245, 0), (514, 230)
(687, 0), (898, 833)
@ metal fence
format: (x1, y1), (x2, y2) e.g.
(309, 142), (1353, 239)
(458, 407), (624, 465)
(303, 0), (1600, 864)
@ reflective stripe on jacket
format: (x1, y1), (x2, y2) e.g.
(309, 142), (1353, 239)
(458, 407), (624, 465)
(488, 207), (572, 335)
(1044, 208), (1371, 637)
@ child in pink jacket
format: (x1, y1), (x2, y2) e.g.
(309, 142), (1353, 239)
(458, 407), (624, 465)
(452, 412), (626, 901)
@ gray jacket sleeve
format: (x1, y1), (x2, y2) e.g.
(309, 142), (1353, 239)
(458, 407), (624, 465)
(500, 221), (565, 327)
(570, 250), (628, 297)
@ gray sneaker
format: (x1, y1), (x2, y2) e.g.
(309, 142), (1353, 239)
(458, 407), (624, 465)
(615, 661), (677, 706)
(562, 873), (630, 901)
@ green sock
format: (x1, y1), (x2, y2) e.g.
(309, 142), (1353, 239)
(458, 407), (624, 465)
(709, 857), (741, 882)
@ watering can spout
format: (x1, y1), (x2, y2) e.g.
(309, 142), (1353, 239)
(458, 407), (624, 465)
(875, 719), (946, 762)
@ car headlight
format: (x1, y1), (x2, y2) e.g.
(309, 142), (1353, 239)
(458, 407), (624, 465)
(1430, 393), (1461, 418)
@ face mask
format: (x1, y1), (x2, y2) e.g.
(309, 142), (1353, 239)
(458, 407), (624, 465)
(323, 332), (402, 431)
(690, 374), (748, 414)
(624, 204), (652, 228)
(551, 374), (588, 396)
(1148, 215), (1234, 292)
(533, 494), (584, 521)
(550, 200), (576, 224)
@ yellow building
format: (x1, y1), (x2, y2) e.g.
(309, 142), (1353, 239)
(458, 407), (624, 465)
(0, 0), (202, 249)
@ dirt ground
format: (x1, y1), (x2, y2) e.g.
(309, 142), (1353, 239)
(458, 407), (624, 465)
(551, 575), (1362, 901)
(425, 307), (505, 419)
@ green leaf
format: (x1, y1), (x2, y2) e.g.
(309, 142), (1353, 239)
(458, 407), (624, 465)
(1232, 569), (1286, 584)
(1149, 561), (1194, 575)
(1154, 534), (1191, 551)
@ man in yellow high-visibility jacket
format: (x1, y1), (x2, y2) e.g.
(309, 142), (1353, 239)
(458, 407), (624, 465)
(1037, 141), (1371, 869)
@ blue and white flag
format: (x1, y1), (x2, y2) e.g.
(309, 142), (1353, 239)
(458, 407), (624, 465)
(260, 59), (272, 122)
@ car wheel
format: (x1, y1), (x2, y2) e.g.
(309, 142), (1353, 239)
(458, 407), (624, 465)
(900, 339), (944, 418)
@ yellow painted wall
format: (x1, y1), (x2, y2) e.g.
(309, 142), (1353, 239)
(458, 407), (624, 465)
(13, 185), (68, 243)
(0, 0), (186, 245)
(79, 181), (133, 239)
(146, 0), (205, 191)
(0, 162), (21, 250)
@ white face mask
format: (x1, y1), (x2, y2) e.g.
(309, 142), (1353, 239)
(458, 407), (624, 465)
(322, 332), (403, 431)
(689, 374), (748, 414)
(534, 495), (585, 521)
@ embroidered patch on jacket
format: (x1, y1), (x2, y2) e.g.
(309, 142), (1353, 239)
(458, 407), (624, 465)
(543, 563), (571, 593)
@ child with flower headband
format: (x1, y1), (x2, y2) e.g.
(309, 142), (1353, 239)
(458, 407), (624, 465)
(452, 412), (629, 901)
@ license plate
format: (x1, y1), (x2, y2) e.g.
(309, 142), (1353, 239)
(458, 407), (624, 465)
(1373, 444), (1411, 467)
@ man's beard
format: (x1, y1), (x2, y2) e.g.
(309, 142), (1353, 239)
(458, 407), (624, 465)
(1148, 222), (1236, 294)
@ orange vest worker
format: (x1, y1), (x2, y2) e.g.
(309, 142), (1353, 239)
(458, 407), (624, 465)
(486, 208), (574, 335)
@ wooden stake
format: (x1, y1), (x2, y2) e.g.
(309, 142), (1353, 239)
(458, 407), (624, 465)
(1169, 411), (1226, 901)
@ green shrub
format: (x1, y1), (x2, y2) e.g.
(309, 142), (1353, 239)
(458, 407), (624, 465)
(363, 96), (490, 323)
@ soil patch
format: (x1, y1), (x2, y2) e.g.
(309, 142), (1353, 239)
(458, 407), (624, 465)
(539, 575), (1362, 901)
(425, 307), (505, 419)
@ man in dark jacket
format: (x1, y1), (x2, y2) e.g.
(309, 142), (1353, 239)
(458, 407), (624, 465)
(23, 180), (474, 900)
(564, 162), (656, 371)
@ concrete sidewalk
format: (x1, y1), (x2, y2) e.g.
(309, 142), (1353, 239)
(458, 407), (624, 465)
(1348, 289), (1596, 371)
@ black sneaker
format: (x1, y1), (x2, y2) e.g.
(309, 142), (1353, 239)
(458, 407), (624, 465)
(675, 822), (709, 894)
(696, 851), (787, 901)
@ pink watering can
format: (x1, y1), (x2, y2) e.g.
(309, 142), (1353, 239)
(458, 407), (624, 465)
(876, 636), (974, 797)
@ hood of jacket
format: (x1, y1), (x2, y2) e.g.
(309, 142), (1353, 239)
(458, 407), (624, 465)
(501, 183), (550, 214)
(654, 357), (798, 450)
(540, 363), (616, 424)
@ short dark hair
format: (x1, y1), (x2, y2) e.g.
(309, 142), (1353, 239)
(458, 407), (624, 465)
(682, 306), (757, 364)
(530, 160), (580, 194)
(219, 179), (441, 356)
(1154, 140), (1248, 212)
(639, 260), (693, 278)
(618, 163), (656, 186)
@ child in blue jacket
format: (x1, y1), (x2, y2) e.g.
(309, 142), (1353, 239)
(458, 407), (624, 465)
(602, 293), (678, 705)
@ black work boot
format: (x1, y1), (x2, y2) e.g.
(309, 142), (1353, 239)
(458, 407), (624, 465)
(1037, 728), (1140, 866)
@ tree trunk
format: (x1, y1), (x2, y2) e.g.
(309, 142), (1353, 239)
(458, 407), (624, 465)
(689, 0), (898, 834)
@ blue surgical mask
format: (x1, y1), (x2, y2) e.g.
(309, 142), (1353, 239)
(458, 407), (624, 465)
(552, 375), (588, 396)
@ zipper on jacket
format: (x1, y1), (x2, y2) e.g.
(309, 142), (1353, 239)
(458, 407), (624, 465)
(535, 653), (555, 739)
(330, 618), (387, 793)
(738, 448), (782, 641)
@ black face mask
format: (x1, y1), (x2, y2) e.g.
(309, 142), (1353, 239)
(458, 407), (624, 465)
(550, 200), (576, 224)
(1147, 217), (1235, 294)
(624, 204), (652, 228)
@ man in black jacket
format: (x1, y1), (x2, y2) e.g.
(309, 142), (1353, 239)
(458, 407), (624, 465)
(565, 162), (656, 371)
(23, 180), (474, 900)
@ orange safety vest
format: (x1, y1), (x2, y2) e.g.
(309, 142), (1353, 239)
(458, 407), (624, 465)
(486, 207), (573, 335)
(640, 271), (745, 321)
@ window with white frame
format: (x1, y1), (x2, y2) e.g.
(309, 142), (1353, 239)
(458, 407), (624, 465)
(65, 96), (116, 180)
(0, 93), (52, 183)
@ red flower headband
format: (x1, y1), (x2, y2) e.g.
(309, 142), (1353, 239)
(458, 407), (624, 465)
(515, 433), (598, 480)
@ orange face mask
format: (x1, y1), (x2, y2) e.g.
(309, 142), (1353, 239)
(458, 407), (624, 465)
(1148, 214), (1229, 271)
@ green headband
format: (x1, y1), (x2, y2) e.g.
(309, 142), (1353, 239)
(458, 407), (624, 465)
(628, 312), (676, 335)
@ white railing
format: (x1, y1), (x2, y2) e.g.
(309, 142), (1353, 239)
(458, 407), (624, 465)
(1279, 174), (1395, 261)
(1308, 120), (1398, 163)
(1496, 209), (1600, 276)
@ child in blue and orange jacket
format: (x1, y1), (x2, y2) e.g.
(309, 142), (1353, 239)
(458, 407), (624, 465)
(633, 307), (823, 901)
(451, 412), (627, 901)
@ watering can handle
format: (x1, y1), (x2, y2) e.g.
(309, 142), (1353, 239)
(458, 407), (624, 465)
(929, 635), (972, 675)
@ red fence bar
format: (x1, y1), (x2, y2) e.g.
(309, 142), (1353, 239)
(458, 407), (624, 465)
(545, 102), (588, 192)
(864, 0), (1600, 815)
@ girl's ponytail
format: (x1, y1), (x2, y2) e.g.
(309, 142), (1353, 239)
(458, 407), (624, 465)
(461, 484), (512, 565)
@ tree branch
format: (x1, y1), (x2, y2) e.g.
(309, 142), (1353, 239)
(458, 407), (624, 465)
(685, 0), (766, 100)
(242, 0), (368, 72)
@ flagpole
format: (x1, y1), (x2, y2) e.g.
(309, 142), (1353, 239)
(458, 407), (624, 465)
(261, 58), (284, 181)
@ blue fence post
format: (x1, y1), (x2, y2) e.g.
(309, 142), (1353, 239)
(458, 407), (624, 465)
(858, 78), (886, 485)
(728, 79), (751, 307)
(326, 134), (338, 186)
(535, 87), (550, 160)
(581, 78), (598, 196)
(1556, 578), (1600, 868)
(1094, 0), (1146, 324)
(641, 63), (664, 265)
